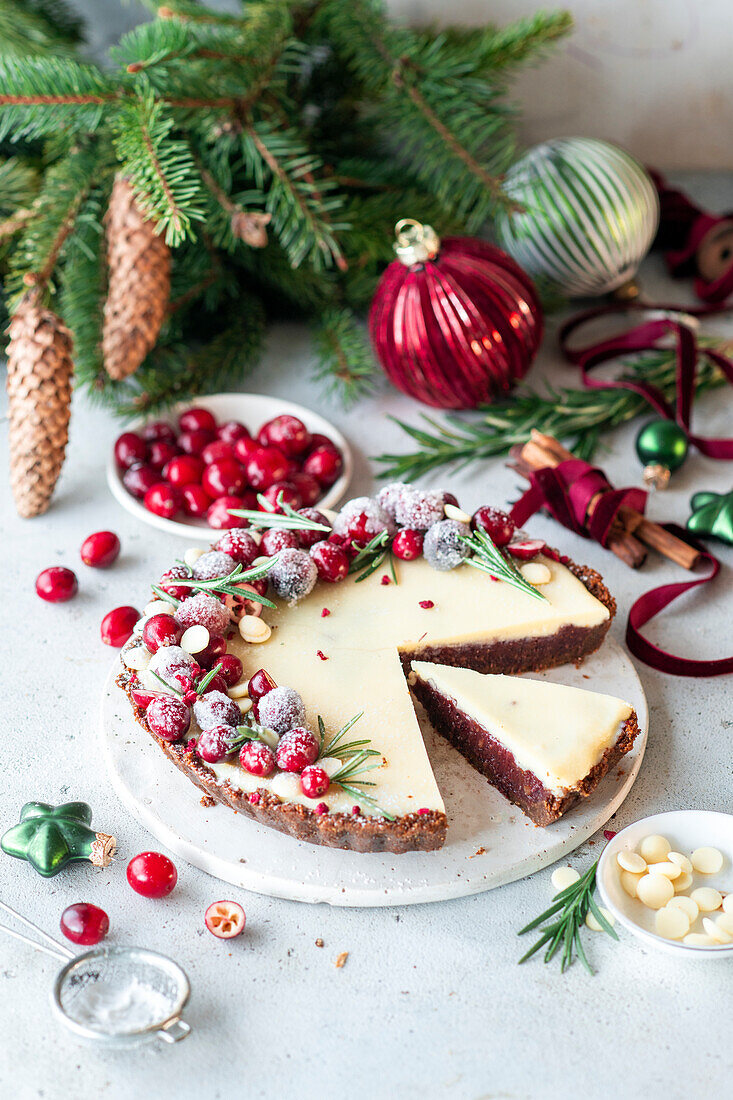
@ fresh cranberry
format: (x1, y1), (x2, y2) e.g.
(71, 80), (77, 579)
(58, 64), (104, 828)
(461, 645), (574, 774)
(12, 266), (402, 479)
(179, 407), (217, 434)
(164, 454), (204, 487)
(218, 421), (250, 445)
(158, 564), (192, 600)
(197, 725), (233, 764)
(307, 433), (337, 452)
(122, 462), (159, 499)
(199, 672), (228, 696)
(204, 900), (246, 939)
(206, 495), (246, 529)
(100, 605), (139, 647)
(202, 459), (246, 498)
(144, 481), (183, 520)
(215, 529), (259, 565)
(178, 428), (215, 456)
(182, 484), (212, 517)
(114, 432), (146, 469)
(233, 435), (260, 464)
(35, 566), (78, 603)
(248, 668), (277, 702)
(239, 740), (276, 777)
(260, 528), (300, 556)
(472, 506), (515, 547)
(276, 728), (319, 772)
(507, 539), (546, 561)
(225, 581), (264, 621)
(245, 446), (289, 490)
(300, 765), (330, 798)
(143, 613), (183, 653)
(392, 528), (424, 561)
(290, 472), (322, 507)
(201, 440), (235, 466)
(310, 540), (349, 582)
(141, 420), (176, 445)
(216, 653), (243, 688)
(195, 632), (227, 669)
(296, 508), (331, 548)
(303, 446), (342, 487)
(257, 414), (311, 457)
(247, 577), (269, 597)
(147, 440), (179, 470)
(127, 851), (177, 898)
(146, 696), (191, 741)
(80, 530), (121, 569)
(443, 492), (459, 508)
(260, 481), (302, 512)
(60, 903), (109, 946)
(130, 682), (160, 709)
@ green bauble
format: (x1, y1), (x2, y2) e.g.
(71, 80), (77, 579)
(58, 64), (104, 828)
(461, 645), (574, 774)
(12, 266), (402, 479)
(1, 801), (116, 877)
(635, 419), (689, 472)
(687, 490), (733, 546)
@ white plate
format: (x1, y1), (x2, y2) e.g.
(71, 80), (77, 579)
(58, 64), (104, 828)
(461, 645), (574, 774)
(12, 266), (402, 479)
(107, 393), (353, 540)
(597, 810), (733, 959)
(101, 639), (648, 907)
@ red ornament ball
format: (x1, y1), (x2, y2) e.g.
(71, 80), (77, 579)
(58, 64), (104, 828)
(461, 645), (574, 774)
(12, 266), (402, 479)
(369, 222), (543, 409)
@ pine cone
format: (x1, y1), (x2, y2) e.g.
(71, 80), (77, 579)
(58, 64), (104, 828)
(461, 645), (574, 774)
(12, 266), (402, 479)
(6, 290), (74, 518)
(102, 177), (171, 381)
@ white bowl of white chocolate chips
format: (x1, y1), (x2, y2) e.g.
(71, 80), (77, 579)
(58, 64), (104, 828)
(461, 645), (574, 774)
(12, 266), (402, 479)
(597, 810), (733, 958)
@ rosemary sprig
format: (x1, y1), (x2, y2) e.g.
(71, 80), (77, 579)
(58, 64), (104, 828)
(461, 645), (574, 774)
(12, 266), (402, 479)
(373, 344), (727, 481)
(152, 561), (277, 609)
(348, 529), (397, 583)
(149, 661), (224, 699)
(459, 528), (546, 603)
(317, 712), (394, 820)
(230, 494), (331, 533)
(518, 861), (618, 974)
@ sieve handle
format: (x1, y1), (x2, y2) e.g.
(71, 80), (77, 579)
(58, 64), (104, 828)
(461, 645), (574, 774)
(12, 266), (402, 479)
(157, 1017), (191, 1044)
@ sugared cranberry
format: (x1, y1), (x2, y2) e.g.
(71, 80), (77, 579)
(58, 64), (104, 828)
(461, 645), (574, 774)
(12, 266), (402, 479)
(300, 765), (330, 798)
(126, 851), (177, 898)
(239, 740), (276, 777)
(296, 508), (331, 548)
(144, 481), (183, 520)
(178, 428), (215, 456)
(195, 632), (227, 669)
(158, 564), (192, 600)
(60, 903), (109, 946)
(122, 462), (159, 500)
(248, 668), (277, 702)
(100, 605), (139, 646)
(141, 420), (176, 445)
(164, 454), (204, 487)
(276, 728), (319, 772)
(392, 528), (424, 561)
(201, 440), (235, 466)
(289, 472), (321, 507)
(257, 414), (311, 457)
(472, 506), (515, 547)
(197, 724), (233, 763)
(310, 540), (349, 582)
(260, 481), (302, 512)
(130, 682), (160, 709)
(114, 431), (146, 469)
(204, 900), (246, 939)
(260, 528), (300, 556)
(143, 613), (183, 653)
(179, 407), (217, 434)
(303, 446), (342, 487)
(147, 696), (191, 741)
(233, 435), (260, 464)
(81, 530), (121, 569)
(218, 421), (250, 445)
(216, 653), (244, 688)
(202, 458), (246, 499)
(147, 440), (179, 470)
(36, 566), (78, 603)
(206, 495), (246, 529)
(245, 446), (289, 490)
(507, 539), (546, 561)
(212, 530), (257, 568)
(182, 484), (212, 517)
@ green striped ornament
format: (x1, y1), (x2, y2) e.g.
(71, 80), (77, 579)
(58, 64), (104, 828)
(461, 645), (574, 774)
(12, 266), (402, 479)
(494, 138), (659, 298)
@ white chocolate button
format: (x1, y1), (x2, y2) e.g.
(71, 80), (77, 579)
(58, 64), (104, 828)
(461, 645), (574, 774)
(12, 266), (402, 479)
(655, 907), (690, 940)
(254, 724), (279, 750)
(702, 917), (732, 944)
(617, 851), (647, 874)
(270, 772), (301, 801)
(180, 624), (210, 654)
(637, 873), (674, 909)
(666, 895), (699, 922)
(551, 866), (580, 892)
(122, 645), (151, 672)
(690, 846), (724, 875)
(683, 933), (715, 947)
(183, 547), (206, 568)
(228, 681), (250, 700)
(520, 562), (552, 586)
(715, 912), (733, 936)
(673, 871), (694, 893)
(318, 756), (343, 778)
(647, 861), (682, 880)
(143, 599), (177, 619)
(585, 907), (615, 933)
(620, 870), (644, 899)
(239, 616), (272, 643)
(690, 887), (723, 912)
(443, 503), (472, 524)
(236, 698), (253, 715)
(723, 894), (733, 915)
(639, 835), (671, 863)
(668, 852), (693, 875)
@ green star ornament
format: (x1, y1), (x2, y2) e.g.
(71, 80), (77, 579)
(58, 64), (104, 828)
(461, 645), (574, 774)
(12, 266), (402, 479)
(1, 801), (116, 878)
(687, 489), (733, 546)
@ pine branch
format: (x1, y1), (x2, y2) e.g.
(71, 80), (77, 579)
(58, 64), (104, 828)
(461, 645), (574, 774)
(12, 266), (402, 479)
(0, 0), (83, 57)
(312, 307), (377, 405)
(0, 155), (38, 221)
(60, 185), (108, 392)
(0, 56), (113, 141)
(435, 12), (573, 75)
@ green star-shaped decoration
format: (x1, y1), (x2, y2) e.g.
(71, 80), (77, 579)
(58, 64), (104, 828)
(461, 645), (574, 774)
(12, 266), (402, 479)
(687, 489), (733, 547)
(1, 802), (116, 878)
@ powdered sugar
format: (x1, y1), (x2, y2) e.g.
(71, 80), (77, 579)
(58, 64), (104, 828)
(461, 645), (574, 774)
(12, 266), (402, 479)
(257, 686), (306, 735)
(376, 482), (412, 520)
(394, 488), (445, 530)
(174, 593), (231, 634)
(215, 529), (259, 566)
(192, 551), (237, 580)
(268, 548), (317, 602)
(423, 519), (471, 571)
(193, 690), (240, 730)
(148, 646), (198, 691)
(332, 497), (396, 541)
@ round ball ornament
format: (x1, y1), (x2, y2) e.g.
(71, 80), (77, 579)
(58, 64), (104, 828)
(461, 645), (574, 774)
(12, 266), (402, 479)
(494, 138), (660, 298)
(635, 419), (689, 489)
(369, 220), (543, 409)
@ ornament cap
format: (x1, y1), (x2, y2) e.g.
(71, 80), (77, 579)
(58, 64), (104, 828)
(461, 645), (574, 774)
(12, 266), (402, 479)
(642, 463), (671, 491)
(393, 219), (440, 266)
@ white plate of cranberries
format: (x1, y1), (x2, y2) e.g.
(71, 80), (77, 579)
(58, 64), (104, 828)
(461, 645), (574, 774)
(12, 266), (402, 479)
(107, 393), (352, 539)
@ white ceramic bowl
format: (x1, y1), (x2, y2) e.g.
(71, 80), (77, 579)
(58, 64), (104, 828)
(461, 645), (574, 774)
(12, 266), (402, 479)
(597, 810), (733, 960)
(107, 393), (353, 540)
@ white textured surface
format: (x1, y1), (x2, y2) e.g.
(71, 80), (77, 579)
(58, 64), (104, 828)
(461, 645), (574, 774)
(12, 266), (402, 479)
(1, 174), (732, 1097)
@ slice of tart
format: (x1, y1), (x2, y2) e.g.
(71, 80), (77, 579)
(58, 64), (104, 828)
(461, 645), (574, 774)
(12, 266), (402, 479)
(409, 662), (639, 826)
